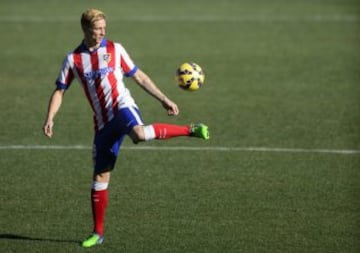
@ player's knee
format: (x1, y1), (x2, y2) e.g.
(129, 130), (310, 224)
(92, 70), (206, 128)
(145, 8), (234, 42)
(93, 171), (111, 183)
(129, 125), (145, 144)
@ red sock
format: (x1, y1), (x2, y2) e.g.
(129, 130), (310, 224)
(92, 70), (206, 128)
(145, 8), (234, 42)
(91, 189), (108, 236)
(152, 123), (190, 139)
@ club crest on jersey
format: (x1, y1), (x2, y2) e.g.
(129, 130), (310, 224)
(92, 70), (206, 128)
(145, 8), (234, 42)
(103, 53), (111, 63)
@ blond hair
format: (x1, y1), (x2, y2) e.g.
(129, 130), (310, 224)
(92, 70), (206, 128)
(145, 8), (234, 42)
(81, 9), (106, 31)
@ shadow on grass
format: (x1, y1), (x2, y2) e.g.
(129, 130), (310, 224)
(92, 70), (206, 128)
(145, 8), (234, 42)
(0, 233), (80, 244)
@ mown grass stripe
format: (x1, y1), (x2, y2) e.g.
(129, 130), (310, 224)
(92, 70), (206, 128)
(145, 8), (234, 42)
(0, 15), (358, 23)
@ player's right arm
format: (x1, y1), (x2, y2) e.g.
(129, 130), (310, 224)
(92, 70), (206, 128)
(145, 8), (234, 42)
(43, 88), (65, 138)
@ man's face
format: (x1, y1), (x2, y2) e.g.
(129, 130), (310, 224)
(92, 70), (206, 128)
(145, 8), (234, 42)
(84, 18), (106, 46)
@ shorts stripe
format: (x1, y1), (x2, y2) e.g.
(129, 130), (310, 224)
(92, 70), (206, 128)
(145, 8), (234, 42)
(128, 106), (144, 126)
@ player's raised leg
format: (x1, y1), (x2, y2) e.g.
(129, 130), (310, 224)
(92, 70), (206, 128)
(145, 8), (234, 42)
(130, 123), (209, 143)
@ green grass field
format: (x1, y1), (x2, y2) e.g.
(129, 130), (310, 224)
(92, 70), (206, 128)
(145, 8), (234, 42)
(0, 0), (359, 252)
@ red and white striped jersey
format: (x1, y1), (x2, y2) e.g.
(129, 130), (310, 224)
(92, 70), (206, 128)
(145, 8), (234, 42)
(55, 39), (138, 131)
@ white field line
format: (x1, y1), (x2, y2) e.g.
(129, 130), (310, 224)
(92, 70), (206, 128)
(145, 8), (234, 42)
(0, 145), (359, 155)
(0, 15), (358, 23)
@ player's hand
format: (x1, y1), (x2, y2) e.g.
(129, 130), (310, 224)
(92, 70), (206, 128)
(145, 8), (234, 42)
(43, 120), (54, 138)
(161, 97), (179, 116)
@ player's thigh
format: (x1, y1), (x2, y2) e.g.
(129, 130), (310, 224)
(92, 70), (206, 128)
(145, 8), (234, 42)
(116, 106), (144, 134)
(93, 123), (125, 174)
(93, 135), (125, 174)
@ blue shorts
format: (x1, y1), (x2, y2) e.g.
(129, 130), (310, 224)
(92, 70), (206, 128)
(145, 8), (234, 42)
(92, 106), (144, 174)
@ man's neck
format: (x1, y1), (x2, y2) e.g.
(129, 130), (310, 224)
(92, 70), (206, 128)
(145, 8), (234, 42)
(84, 39), (100, 52)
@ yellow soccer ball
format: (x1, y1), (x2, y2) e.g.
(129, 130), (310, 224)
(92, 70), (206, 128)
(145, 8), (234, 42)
(176, 62), (205, 91)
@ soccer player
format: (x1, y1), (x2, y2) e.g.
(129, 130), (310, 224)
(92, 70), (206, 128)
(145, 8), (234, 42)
(42, 8), (209, 248)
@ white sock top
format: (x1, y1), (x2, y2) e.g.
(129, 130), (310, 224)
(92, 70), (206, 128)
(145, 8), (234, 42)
(143, 125), (156, 141)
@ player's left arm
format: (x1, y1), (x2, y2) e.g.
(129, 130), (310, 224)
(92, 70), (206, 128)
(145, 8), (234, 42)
(132, 69), (179, 116)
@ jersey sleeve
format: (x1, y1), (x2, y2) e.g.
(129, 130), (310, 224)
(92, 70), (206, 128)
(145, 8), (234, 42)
(117, 43), (138, 77)
(55, 54), (74, 89)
